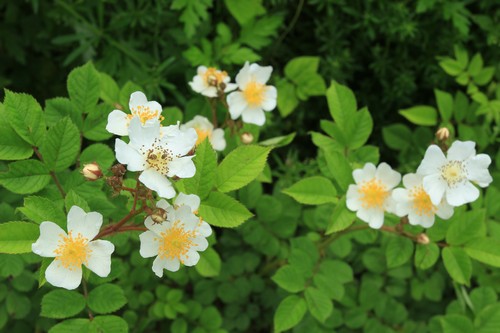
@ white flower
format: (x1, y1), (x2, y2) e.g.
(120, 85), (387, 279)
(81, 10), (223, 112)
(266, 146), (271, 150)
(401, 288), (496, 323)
(416, 140), (493, 206)
(181, 116), (226, 151)
(115, 117), (198, 199)
(392, 173), (454, 228)
(189, 66), (237, 98)
(106, 91), (164, 136)
(31, 206), (114, 290)
(346, 163), (401, 229)
(226, 62), (277, 126)
(139, 196), (212, 277)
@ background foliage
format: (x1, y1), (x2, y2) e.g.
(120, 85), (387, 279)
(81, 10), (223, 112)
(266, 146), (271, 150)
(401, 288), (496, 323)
(0, 0), (499, 332)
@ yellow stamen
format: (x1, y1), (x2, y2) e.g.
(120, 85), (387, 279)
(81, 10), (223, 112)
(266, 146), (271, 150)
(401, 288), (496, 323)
(53, 231), (91, 270)
(203, 67), (228, 88)
(195, 128), (210, 145)
(243, 82), (265, 106)
(157, 221), (197, 264)
(358, 178), (388, 209)
(128, 105), (164, 124)
(409, 186), (436, 217)
(144, 140), (173, 175)
(440, 161), (466, 186)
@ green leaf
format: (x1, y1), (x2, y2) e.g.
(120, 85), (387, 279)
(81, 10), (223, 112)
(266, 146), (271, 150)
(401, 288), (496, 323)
(65, 190), (90, 213)
(382, 124), (412, 151)
(434, 89), (454, 122)
(442, 247), (471, 285)
(80, 143), (115, 171)
(18, 196), (66, 227)
(414, 243), (440, 270)
(183, 139), (217, 200)
(224, 0), (266, 25)
(440, 314), (474, 333)
(0, 222), (39, 254)
(272, 265), (306, 293)
(305, 287), (333, 323)
(323, 148), (353, 192)
(468, 53), (483, 76)
(99, 73), (120, 106)
(0, 104), (33, 160)
(48, 318), (90, 333)
(464, 237), (500, 267)
(274, 295), (307, 333)
(326, 81), (357, 133)
(439, 58), (463, 76)
(195, 248), (221, 277)
(3, 90), (46, 146)
(285, 57), (320, 82)
(446, 209), (485, 246)
(348, 107), (373, 149)
(82, 104), (113, 141)
(199, 192), (253, 228)
(283, 176), (337, 205)
(91, 315), (129, 333)
(399, 105), (438, 126)
(40, 118), (80, 172)
(454, 45), (469, 68)
(473, 67), (495, 86)
(326, 197), (355, 234)
(216, 145), (271, 193)
(44, 97), (82, 130)
(259, 132), (296, 148)
(87, 284), (127, 314)
(41, 290), (86, 319)
(67, 62), (100, 114)
(0, 160), (50, 194)
(386, 237), (414, 268)
(276, 79), (299, 117)
(475, 304), (500, 333)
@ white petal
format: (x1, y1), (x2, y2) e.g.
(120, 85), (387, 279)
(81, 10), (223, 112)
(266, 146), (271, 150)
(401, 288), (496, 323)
(346, 185), (362, 211)
(189, 77), (207, 94)
(436, 201), (454, 220)
(115, 139), (146, 171)
(45, 259), (82, 290)
(201, 87), (218, 98)
(445, 181), (479, 206)
(129, 91), (148, 110)
(197, 221), (212, 237)
(85, 240), (114, 277)
(261, 86), (277, 111)
(175, 193), (200, 212)
(447, 141), (476, 161)
(32, 222), (66, 257)
(192, 236), (208, 252)
(210, 129), (226, 151)
(422, 174), (447, 205)
(466, 154), (493, 187)
(156, 199), (171, 211)
(417, 145), (446, 175)
(402, 173), (422, 189)
(227, 92), (247, 119)
(106, 110), (129, 136)
(376, 163), (401, 189)
(197, 66), (207, 75)
(235, 62), (251, 88)
(250, 64), (273, 84)
(366, 210), (385, 229)
(152, 256), (180, 277)
(167, 156), (196, 178)
(144, 217), (169, 236)
(175, 206), (199, 230)
(139, 231), (160, 258)
(408, 213), (435, 228)
(242, 107), (266, 126)
(67, 206), (102, 241)
(139, 169), (176, 198)
(224, 83), (238, 93)
(165, 127), (197, 156)
(144, 101), (163, 115)
(182, 250), (200, 266)
(128, 116), (159, 148)
(353, 163), (376, 184)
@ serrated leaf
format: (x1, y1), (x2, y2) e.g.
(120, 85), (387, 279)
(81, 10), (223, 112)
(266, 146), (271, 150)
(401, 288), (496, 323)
(323, 148), (352, 191)
(382, 124), (412, 151)
(399, 105), (438, 126)
(199, 192), (253, 228)
(446, 209), (485, 246)
(348, 107), (373, 149)
(48, 318), (90, 333)
(65, 190), (90, 213)
(435, 89), (454, 122)
(3, 90), (46, 146)
(195, 247), (221, 277)
(18, 196), (66, 227)
(285, 57), (320, 84)
(91, 315), (129, 333)
(224, 0), (266, 25)
(475, 304), (500, 333)
(272, 265), (306, 293)
(274, 295), (307, 333)
(40, 118), (80, 172)
(0, 105), (33, 160)
(88, 284), (127, 314)
(326, 197), (355, 234)
(67, 62), (100, 114)
(0, 222), (39, 254)
(305, 287), (333, 323)
(464, 238), (500, 268)
(41, 290), (86, 319)
(473, 67), (495, 86)
(259, 132), (296, 148)
(440, 314), (474, 333)
(386, 237), (414, 268)
(82, 104), (113, 141)
(442, 247), (471, 285)
(80, 143), (115, 171)
(276, 79), (299, 117)
(99, 73), (120, 106)
(0, 160), (50, 194)
(44, 97), (82, 129)
(183, 139), (217, 200)
(283, 176), (337, 205)
(326, 81), (357, 133)
(216, 145), (271, 193)
(414, 243), (440, 270)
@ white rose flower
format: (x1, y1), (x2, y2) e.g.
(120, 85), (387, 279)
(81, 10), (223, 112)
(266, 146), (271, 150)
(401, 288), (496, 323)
(346, 163), (401, 229)
(226, 62), (277, 126)
(106, 91), (164, 136)
(31, 206), (114, 290)
(392, 173), (454, 228)
(181, 116), (226, 151)
(189, 66), (237, 97)
(416, 140), (493, 206)
(115, 117), (197, 199)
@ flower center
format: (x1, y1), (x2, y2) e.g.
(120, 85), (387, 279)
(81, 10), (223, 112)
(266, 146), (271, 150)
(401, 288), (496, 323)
(409, 185), (436, 217)
(203, 67), (227, 88)
(157, 221), (197, 263)
(358, 178), (388, 209)
(53, 231), (91, 270)
(128, 105), (164, 124)
(142, 139), (175, 175)
(243, 82), (265, 106)
(195, 128), (210, 146)
(440, 160), (467, 187)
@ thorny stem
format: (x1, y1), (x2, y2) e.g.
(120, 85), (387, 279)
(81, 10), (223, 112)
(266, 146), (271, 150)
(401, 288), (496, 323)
(32, 146), (66, 198)
(81, 279), (94, 320)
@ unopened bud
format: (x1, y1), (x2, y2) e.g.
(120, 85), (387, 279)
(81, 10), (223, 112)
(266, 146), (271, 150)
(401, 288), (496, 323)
(111, 164), (126, 177)
(436, 127), (450, 141)
(82, 163), (103, 181)
(416, 233), (430, 245)
(241, 132), (254, 144)
(106, 176), (123, 192)
(114, 103), (124, 110)
(150, 208), (167, 224)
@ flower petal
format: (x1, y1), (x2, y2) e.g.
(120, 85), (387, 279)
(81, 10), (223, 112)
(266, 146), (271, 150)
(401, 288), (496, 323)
(192, 236), (208, 252)
(227, 92), (247, 119)
(235, 62), (251, 88)
(210, 128), (226, 151)
(242, 107), (266, 126)
(250, 64), (273, 84)
(32, 222), (66, 257)
(353, 163), (376, 184)
(85, 240), (114, 277)
(139, 231), (160, 258)
(175, 193), (200, 212)
(129, 91), (148, 110)
(139, 169), (176, 199)
(106, 110), (129, 136)
(422, 174), (447, 205)
(182, 250), (200, 266)
(45, 259), (82, 290)
(402, 173), (422, 189)
(417, 145), (446, 175)
(436, 201), (454, 220)
(447, 140), (476, 161)
(144, 217), (169, 236)
(165, 127), (197, 156)
(467, 154), (493, 187)
(167, 156), (196, 179)
(197, 221), (212, 238)
(408, 212), (435, 228)
(115, 139), (146, 172)
(346, 185), (362, 211)
(445, 181), (479, 206)
(128, 116), (159, 148)
(261, 86), (277, 111)
(67, 206), (103, 240)
(152, 256), (180, 277)
(376, 163), (401, 189)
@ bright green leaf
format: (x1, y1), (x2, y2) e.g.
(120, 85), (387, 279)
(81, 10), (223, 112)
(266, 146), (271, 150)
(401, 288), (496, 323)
(224, 0), (265, 25)
(442, 247), (471, 285)
(283, 176), (337, 205)
(195, 248), (221, 277)
(464, 237), (500, 268)
(305, 287), (333, 323)
(386, 237), (414, 268)
(326, 197), (355, 234)
(183, 139), (217, 200)
(40, 117), (80, 172)
(18, 196), (66, 227)
(276, 79), (299, 117)
(0, 160), (50, 194)
(399, 105), (438, 126)
(0, 222), (39, 254)
(87, 284), (127, 314)
(414, 243), (440, 270)
(274, 295), (307, 333)
(199, 192), (253, 228)
(0, 105), (33, 160)
(434, 89), (454, 122)
(41, 290), (86, 319)
(272, 265), (306, 293)
(67, 62), (100, 114)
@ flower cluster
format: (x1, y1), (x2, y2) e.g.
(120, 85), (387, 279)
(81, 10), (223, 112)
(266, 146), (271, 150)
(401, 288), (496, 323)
(347, 140), (492, 229)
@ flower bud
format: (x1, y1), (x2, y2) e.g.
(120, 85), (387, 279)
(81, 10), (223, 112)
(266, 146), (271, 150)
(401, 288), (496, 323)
(150, 208), (167, 224)
(241, 132), (254, 144)
(436, 127), (450, 141)
(82, 163), (103, 181)
(416, 233), (430, 245)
